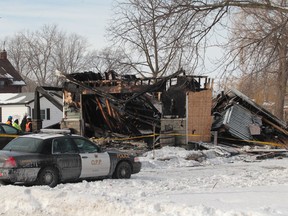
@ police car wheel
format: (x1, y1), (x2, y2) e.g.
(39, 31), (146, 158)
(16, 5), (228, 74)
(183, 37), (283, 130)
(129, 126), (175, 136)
(38, 167), (59, 187)
(113, 161), (132, 179)
(0, 180), (12, 185)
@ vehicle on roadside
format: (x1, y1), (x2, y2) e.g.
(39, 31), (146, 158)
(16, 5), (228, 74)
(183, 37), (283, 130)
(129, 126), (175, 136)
(0, 123), (27, 149)
(0, 129), (141, 187)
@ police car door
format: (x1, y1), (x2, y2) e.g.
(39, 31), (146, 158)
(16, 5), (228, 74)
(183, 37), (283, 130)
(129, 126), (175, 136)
(52, 137), (81, 180)
(73, 137), (110, 178)
(0, 124), (19, 149)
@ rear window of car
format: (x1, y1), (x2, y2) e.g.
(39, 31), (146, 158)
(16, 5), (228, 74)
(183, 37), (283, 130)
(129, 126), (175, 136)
(3, 137), (44, 153)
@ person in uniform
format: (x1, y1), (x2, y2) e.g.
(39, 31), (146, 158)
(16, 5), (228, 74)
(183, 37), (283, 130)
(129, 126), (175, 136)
(12, 119), (21, 131)
(6, 116), (13, 126)
(25, 116), (32, 132)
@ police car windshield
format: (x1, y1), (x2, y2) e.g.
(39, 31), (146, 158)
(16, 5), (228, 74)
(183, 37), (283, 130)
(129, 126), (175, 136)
(4, 137), (44, 153)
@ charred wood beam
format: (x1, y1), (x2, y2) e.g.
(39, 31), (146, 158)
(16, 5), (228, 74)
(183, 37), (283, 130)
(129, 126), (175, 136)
(33, 90), (43, 131)
(91, 85), (162, 94)
(125, 106), (158, 117)
(126, 114), (161, 126)
(95, 96), (113, 131)
(105, 99), (113, 118)
(40, 86), (63, 91)
(36, 86), (63, 111)
(262, 118), (288, 136)
(34, 90), (41, 120)
(125, 111), (161, 128)
(89, 98), (130, 134)
(65, 73), (121, 105)
(129, 95), (161, 117)
(124, 69), (186, 105)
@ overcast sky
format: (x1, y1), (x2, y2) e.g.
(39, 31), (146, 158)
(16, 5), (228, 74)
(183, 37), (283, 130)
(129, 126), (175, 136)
(0, 0), (224, 80)
(0, 0), (113, 50)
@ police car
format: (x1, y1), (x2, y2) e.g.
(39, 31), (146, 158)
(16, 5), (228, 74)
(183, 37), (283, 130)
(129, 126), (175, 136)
(0, 129), (141, 187)
(0, 123), (27, 149)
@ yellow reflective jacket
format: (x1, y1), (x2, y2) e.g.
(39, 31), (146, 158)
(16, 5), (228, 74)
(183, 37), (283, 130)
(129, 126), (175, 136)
(12, 122), (21, 131)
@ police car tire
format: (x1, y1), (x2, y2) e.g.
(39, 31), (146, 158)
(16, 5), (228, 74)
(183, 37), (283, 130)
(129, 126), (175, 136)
(113, 161), (132, 179)
(0, 180), (12, 185)
(38, 167), (59, 187)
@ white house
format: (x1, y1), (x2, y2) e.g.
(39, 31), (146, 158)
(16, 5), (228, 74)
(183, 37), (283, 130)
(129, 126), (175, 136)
(0, 92), (63, 128)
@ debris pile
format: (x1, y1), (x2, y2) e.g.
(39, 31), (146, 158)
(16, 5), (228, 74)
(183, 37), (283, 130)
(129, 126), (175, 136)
(61, 70), (192, 140)
(50, 68), (288, 154)
(60, 69), (213, 149)
(212, 88), (288, 148)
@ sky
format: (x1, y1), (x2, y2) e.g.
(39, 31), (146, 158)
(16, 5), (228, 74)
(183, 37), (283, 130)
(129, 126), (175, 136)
(0, 145), (288, 216)
(0, 0), (114, 50)
(0, 0), (225, 81)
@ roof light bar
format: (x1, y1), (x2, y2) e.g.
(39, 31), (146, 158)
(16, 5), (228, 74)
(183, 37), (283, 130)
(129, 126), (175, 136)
(40, 129), (71, 135)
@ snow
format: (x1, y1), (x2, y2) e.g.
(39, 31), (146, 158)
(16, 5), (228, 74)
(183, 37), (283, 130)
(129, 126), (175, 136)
(12, 81), (26, 86)
(3, 73), (13, 79)
(1, 146), (288, 216)
(0, 93), (27, 104)
(0, 93), (16, 102)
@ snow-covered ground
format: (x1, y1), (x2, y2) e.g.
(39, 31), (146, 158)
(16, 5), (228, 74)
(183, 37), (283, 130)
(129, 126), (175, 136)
(0, 146), (288, 216)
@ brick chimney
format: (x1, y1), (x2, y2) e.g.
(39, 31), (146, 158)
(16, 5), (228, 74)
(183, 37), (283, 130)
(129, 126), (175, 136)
(0, 50), (7, 59)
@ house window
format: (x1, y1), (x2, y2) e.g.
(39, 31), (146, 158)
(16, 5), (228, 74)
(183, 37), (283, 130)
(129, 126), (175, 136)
(40, 110), (46, 120)
(0, 80), (4, 89)
(32, 109), (46, 120)
(46, 108), (50, 120)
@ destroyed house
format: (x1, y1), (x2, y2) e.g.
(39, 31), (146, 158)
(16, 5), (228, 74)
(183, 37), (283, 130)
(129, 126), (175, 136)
(60, 70), (213, 146)
(212, 88), (288, 146)
(160, 75), (213, 145)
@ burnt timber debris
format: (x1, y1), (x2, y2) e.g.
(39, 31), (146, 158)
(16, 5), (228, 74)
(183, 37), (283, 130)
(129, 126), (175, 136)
(212, 88), (288, 149)
(32, 70), (288, 156)
(58, 69), (213, 148)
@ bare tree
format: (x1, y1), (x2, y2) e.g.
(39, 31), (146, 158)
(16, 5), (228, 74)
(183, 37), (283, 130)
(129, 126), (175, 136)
(88, 47), (135, 75)
(237, 72), (277, 106)
(153, 0), (288, 119)
(221, 2), (288, 119)
(167, 1), (288, 14)
(108, 0), (208, 78)
(3, 24), (92, 88)
(108, 0), (288, 79)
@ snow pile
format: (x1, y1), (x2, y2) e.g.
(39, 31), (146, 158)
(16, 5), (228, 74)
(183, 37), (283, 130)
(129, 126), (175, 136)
(0, 146), (288, 216)
(140, 146), (242, 169)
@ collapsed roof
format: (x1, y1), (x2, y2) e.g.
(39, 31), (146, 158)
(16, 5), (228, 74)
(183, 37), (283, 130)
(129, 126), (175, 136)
(61, 69), (211, 139)
(212, 88), (288, 147)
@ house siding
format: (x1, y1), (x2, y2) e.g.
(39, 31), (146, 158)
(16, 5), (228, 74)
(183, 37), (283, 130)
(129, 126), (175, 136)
(0, 96), (62, 128)
(0, 85), (22, 93)
(28, 97), (63, 128)
(1, 105), (28, 124)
